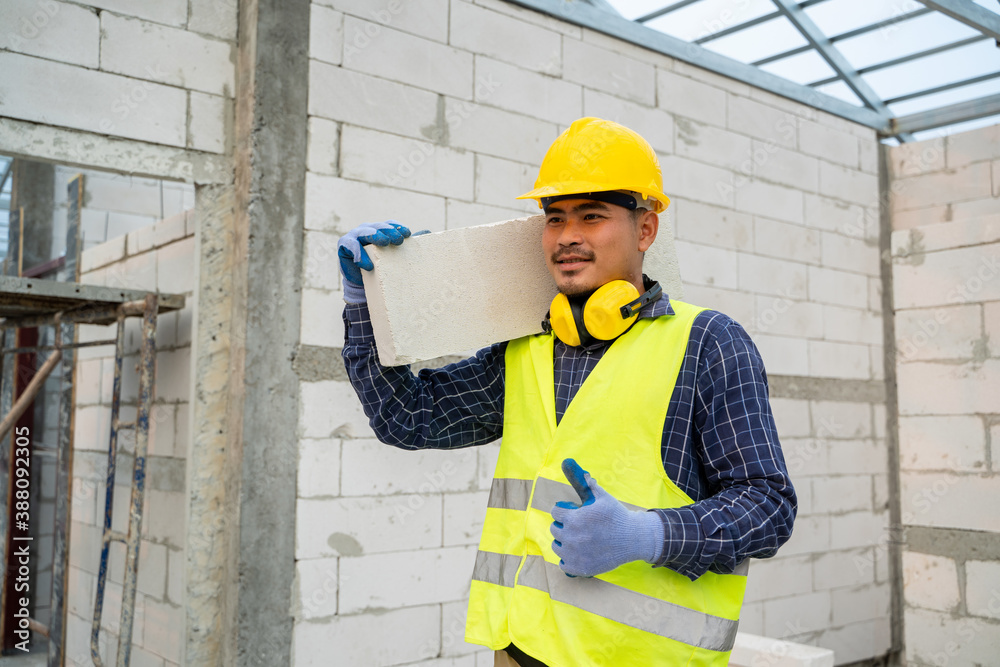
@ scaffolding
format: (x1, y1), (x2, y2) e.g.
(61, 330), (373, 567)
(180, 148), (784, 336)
(0, 275), (184, 666)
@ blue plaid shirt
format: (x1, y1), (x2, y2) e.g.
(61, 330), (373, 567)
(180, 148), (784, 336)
(342, 293), (796, 580)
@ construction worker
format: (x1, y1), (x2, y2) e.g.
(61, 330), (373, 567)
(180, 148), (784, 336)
(337, 117), (796, 666)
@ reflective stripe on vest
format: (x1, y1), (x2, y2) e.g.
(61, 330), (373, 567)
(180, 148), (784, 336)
(472, 551), (744, 652)
(465, 300), (749, 666)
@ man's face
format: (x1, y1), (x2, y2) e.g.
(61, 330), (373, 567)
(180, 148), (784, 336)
(542, 199), (658, 296)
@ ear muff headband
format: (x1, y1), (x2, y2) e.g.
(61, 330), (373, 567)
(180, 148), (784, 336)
(544, 280), (662, 346)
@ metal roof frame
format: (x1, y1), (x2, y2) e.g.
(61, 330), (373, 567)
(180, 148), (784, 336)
(509, 0), (1000, 139)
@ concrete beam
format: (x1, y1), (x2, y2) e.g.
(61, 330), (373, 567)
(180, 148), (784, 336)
(364, 214), (683, 366)
(0, 117), (230, 184)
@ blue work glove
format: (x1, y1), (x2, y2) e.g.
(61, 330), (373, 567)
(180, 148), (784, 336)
(337, 221), (411, 303)
(550, 458), (664, 578)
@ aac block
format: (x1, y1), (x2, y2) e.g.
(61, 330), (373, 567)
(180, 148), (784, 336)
(363, 215), (683, 365)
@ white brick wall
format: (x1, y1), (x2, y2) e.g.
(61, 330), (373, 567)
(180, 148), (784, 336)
(67, 219), (196, 665)
(299, 1), (892, 663)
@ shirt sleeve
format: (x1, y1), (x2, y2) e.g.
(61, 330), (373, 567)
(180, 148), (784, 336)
(341, 302), (507, 450)
(650, 312), (797, 580)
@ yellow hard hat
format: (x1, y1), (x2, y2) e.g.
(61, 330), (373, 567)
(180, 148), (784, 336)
(517, 117), (670, 213)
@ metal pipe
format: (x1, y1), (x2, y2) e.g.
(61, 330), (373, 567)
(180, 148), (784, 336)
(0, 347), (61, 444)
(91, 315), (126, 667)
(116, 294), (157, 667)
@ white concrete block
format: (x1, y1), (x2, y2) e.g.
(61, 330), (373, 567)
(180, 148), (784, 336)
(0, 0), (99, 67)
(821, 231), (879, 275)
(309, 61), (439, 140)
(804, 193), (869, 236)
(763, 592), (832, 637)
(299, 381), (374, 439)
(297, 438), (341, 498)
(580, 26), (675, 68)
(813, 547), (875, 590)
(826, 439), (886, 476)
(362, 214), (683, 364)
(76, 358), (103, 406)
(188, 91), (227, 154)
(743, 555), (812, 603)
(445, 199), (528, 231)
(188, 0), (237, 40)
(446, 100), (557, 165)
(583, 88), (673, 155)
(753, 142), (819, 192)
(73, 405), (110, 451)
(143, 598), (183, 662)
(897, 360), (1000, 416)
(0, 52), (187, 147)
(674, 240), (739, 289)
(657, 69), (727, 128)
(736, 603), (764, 637)
(808, 265), (869, 308)
(965, 560), (1000, 620)
(672, 199), (751, 250)
(154, 347), (191, 402)
(82, 234), (127, 272)
(100, 14), (235, 97)
(811, 400), (872, 439)
(904, 607), (1000, 667)
(947, 123), (1000, 168)
(891, 161), (992, 213)
(891, 215), (1000, 257)
(893, 241), (1000, 310)
(738, 253), (808, 299)
(782, 438), (829, 479)
(562, 38), (655, 106)
(439, 600), (485, 658)
(302, 231), (340, 291)
(727, 95), (797, 149)
(304, 172), (446, 235)
(752, 333), (809, 376)
(858, 135), (877, 174)
(136, 540), (167, 600)
(317, 0), (449, 43)
(174, 402), (191, 458)
(306, 117), (339, 177)
(293, 604), (440, 667)
(476, 56), (581, 126)
(734, 179), (803, 224)
(343, 17), (472, 99)
(674, 118), (753, 174)
(808, 340), (870, 380)
(903, 551), (960, 612)
(829, 510), (885, 550)
(751, 296), (824, 339)
(819, 162), (878, 208)
(824, 305), (882, 346)
(166, 547), (182, 604)
(143, 489), (185, 548)
(148, 403), (177, 458)
(156, 236), (196, 294)
(812, 475), (873, 514)
(449, 0), (561, 74)
(777, 516), (830, 557)
(901, 471), (1000, 533)
(310, 4), (343, 65)
(340, 125), (474, 200)
(660, 154), (736, 208)
(754, 217), (821, 266)
(339, 545), (475, 613)
(888, 136), (945, 177)
(81, 0), (186, 26)
(300, 288), (345, 348)
(296, 494), (441, 559)
(294, 557), (339, 620)
(680, 284), (754, 328)
(896, 302), (983, 362)
(799, 119), (858, 169)
(443, 491), (490, 547)
(472, 0), (584, 37)
(730, 632), (834, 667)
(340, 438), (478, 496)
(473, 155), (539, 212)
(769, 398), (811, 438)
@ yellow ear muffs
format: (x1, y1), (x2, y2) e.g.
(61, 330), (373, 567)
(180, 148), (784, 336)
(547, 292), (582, 347)
(583, 280), (641, 341)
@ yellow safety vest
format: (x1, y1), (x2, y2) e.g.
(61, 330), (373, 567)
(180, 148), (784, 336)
(465, 300), (748, 666)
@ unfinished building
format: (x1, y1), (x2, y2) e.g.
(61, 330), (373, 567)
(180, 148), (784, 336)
(0, 0), (998, 665)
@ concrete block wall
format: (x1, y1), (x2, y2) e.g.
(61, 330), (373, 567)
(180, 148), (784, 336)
(298, 0), (889, 664)
(64, 212), (196, 666)
(888, 123), (1000, 666)
(0, 0), (234, 154)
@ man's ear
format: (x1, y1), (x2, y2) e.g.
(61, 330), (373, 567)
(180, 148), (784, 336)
(638, 210), (658, 252)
